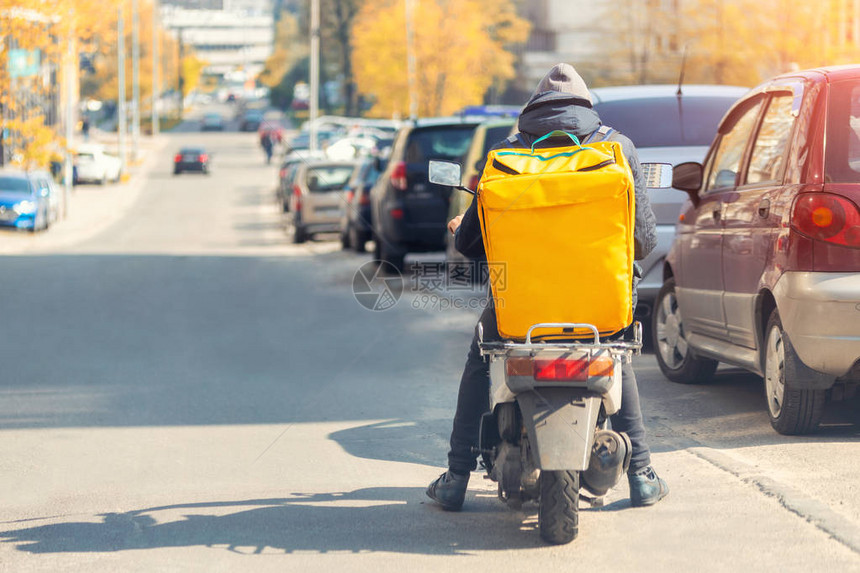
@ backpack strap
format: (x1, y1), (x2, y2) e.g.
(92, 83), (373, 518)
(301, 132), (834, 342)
(585, 125), (614, 143)
(505, 132), (527, 147)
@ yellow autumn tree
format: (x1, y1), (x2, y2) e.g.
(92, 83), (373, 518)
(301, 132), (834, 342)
(678, 0), (857, 85)
(352, 0), (529, 117)
(1, 1), (68, 168)
(259, 11), (306, 89)
(1, 0), (176, 168)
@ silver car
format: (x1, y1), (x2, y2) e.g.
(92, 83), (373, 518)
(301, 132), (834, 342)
(289, 160), (359, 243)
(590, 85), (749, 324)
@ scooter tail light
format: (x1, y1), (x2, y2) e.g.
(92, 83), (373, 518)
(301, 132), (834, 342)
(588, 356), (614, 378)
(791, 193), (860, 248)
(505, 357), (533, 377)
(534, 357), (589, 382)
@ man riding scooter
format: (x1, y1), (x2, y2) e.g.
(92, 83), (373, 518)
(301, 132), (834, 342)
(427, 63), (669, 511)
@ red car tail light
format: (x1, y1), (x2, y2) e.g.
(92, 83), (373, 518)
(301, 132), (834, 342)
(345, 190), (355, 203)
(390, 207), (404, 219)
(358, 192), (371, 206)
(390, 161), (408, 191)
(792, 193), (860, 248)
(293, 184), (302, 211)
(198, 154), (208, 162)
(174, 154), (182, 163)
(469, 174), (480, 192)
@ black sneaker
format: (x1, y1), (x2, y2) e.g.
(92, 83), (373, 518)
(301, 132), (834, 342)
(628, 466), (669, 507)
(426, 471), (469, 511)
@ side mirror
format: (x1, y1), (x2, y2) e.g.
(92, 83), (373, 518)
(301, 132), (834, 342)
(641, 163), (673, 189)
(428, 160), (462, 187)
(672, 162), (704, 193)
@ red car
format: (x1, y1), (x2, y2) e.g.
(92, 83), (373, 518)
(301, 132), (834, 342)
(654, 66), (860, 435)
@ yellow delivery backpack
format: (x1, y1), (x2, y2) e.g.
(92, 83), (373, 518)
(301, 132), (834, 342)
(477, 128), (636, 341)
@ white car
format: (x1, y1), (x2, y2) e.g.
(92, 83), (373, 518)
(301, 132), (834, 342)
(589, 84), (750, 323)
(74, 144), (122, 185)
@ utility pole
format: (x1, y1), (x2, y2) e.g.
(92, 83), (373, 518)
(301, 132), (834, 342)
(405, 0), (418, 119)
(63, 16), (75, 217)
(118, 5), (127, 177)
(177, 28), (184, 120)
(309, 0), (320, 151)
(152, 0), (160, 136)
(132, 0), (140, 162)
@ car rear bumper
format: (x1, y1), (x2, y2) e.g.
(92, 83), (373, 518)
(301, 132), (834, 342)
(75, 166), (104, 181)
(773, 271), (860, 379)
(175, 162), (207, 171)
(0, 212), (35, 228)
(300, 221), (341, 234)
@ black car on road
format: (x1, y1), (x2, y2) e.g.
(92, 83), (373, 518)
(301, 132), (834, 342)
(370, 117), (481, 271)
(173, 147), (210, 175)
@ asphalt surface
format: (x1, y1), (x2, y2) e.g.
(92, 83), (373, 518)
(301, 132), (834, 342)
(1, 110), (859, 572)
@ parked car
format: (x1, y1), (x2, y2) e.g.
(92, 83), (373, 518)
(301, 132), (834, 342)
(74, 143), (122, 185)
(289, 160), (359, 243)
(653, 66), (860, 435)
(340, 158), (383, 252)
(589, 85), (750, 324)
(277, 149), (327, 211)
(0, 169), (60, 232)
(370, 117), (482, 271)
(284, 129), (339, 155)
(201, 113), (225, 131)
(173, 147), (210, 175)
(445, 117), (517, 265)
(240, 109), (264, 132)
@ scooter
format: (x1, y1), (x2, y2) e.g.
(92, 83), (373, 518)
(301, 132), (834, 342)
(428, 159), (672, 544)
(477, 322), (641, 544)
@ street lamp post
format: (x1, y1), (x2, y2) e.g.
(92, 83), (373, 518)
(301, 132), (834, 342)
(152, 0), (160, 137)
(132, 0), (140, 162)
(405, 0), (418, 119)
(309, 0), (319, 151)
(64, 21), (75, 217)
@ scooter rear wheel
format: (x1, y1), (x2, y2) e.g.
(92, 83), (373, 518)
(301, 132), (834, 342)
(538, 470), (579, 544)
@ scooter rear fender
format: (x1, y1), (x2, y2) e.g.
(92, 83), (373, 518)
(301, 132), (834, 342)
(517, 388), (601, 471)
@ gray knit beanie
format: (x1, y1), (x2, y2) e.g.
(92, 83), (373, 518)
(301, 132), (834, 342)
(531, 63), (592, 104)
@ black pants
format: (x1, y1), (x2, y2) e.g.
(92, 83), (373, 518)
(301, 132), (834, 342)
(447, 304), (652, 475)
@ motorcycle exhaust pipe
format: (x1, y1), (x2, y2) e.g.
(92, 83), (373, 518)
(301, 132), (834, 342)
(580, 429), (632, 496)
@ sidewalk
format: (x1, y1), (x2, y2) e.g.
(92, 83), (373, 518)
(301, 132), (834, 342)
(0, 135), (168, 255)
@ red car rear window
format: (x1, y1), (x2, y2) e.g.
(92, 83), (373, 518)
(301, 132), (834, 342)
(825, 79), (860, 183)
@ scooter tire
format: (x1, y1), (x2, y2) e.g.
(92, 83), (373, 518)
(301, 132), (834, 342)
(538, 470), (579, 545)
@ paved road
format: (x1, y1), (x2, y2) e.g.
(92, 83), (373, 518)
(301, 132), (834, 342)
(0, 123), (858, 572)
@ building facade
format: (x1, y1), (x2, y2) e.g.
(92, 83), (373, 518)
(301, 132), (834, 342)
(160, 0), (274, 78)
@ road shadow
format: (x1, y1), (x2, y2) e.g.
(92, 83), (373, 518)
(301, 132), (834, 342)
(330, 419), (450, 468)
(0, 488), (547, 555)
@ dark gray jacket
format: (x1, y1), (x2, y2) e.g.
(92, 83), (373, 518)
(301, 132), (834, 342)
(455, 92), (658, 272)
